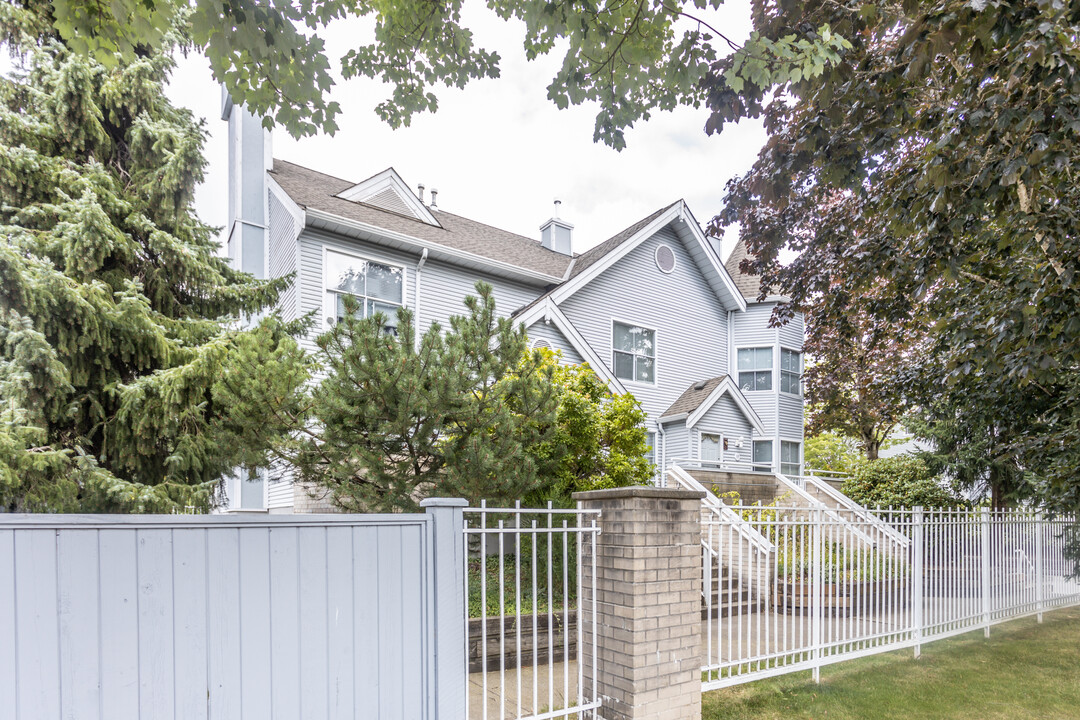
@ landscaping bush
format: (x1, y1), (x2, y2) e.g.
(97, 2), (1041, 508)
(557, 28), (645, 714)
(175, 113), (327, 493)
(842, 455), (964, 508)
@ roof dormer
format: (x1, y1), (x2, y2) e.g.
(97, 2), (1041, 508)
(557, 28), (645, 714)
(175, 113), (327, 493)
(334, 168), (440, 226)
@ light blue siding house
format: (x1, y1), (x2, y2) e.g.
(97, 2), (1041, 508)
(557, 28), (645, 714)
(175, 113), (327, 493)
(220, 100), (805, 512)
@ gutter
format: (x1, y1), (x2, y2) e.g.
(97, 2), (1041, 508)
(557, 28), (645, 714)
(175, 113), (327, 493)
(304, 207), (564, 285)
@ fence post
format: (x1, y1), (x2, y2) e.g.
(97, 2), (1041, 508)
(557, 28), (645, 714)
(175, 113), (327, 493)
(981, 507), (992, 639)
(421, 497), (469, 720)
(574, 486), (705, 720)
(912, 506), (924, 659)
(1035, 509), (1044, 623)
(811, 505), (823, 684)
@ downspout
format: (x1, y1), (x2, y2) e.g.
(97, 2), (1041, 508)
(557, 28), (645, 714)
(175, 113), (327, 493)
(656, 422), (666, 487)
(415, 248), (428, 350)
(727, 310), (735, 376)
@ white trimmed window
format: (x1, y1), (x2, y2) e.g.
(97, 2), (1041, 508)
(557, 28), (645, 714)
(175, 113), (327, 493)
(738, 347), (773, 391)
(781, 349), (802, 396)
(752, 440), (773, 472)
(612, 321), (656, 384)
(325, 250), (404, 334)
(239, 467), (266, 510)
(700, 433), (721, 462)
(781, 441), (802, 476)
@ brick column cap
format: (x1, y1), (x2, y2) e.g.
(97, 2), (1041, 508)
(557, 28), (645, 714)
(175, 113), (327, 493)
(572, 487), (705, 501)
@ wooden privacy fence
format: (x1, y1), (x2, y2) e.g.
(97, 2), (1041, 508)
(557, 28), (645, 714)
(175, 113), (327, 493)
(0, 499), (468, 720)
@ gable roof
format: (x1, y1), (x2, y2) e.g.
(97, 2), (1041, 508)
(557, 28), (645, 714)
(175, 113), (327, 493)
(270, 160), (573, 280)
(513, 201), (746, 318)
(566, 203), (676, 281)
(659, 375), (765, 435)
(334, 167), (440, 226)
(724, 239), (761, 299)
(514, 297), (627, 394)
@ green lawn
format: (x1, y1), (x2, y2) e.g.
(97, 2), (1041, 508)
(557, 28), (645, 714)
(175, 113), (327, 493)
(703, 607), (1080, 720)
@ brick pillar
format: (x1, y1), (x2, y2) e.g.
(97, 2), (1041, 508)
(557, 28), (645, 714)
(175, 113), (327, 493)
(573, 487), (705, 720)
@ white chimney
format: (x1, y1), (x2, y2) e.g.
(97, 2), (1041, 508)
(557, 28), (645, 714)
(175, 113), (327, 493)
(540, 199), (573, 255)
(221, 87), (270, 279)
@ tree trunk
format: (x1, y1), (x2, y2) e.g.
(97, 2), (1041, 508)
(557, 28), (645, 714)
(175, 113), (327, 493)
(863, 435), (880, 461)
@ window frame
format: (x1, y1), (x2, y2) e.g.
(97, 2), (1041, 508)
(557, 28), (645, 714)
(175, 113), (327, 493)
(610, 318), (658, 386)
(322, 247), (408, 332)
(780, 347), (803, 397)
(697, 430), (723, 463)
(736, 346), (774, 393)
(751, 439), (774, 473)
(780, 439), (803, 477)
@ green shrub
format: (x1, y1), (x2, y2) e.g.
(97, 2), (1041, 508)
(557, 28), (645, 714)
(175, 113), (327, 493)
(842, 455), (964, 508)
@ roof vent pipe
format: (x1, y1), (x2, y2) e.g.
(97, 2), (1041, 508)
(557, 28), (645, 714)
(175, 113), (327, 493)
(417, 183), (425, 204)
(554, 199), (562, 219)
(430, 188), (438, 210)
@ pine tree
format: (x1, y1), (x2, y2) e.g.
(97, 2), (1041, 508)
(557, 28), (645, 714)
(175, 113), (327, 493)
(284, 284), (561, 513)
(0, 9), (308, 512)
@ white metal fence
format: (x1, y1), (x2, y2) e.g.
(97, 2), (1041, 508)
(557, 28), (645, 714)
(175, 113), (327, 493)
(703, 505), (1080, 689)
(464, 502), (600, 720)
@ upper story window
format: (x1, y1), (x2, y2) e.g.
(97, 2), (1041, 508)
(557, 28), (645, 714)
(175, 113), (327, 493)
(325, 250), (404, 334)
(780, 348), (802, 396)
(738, 347), (773, 392)
(612, 321), (656, 384)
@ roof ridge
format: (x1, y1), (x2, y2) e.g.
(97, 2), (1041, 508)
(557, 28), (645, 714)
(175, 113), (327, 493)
(271, 158), (356, 187)
(433, 208), (553, 250)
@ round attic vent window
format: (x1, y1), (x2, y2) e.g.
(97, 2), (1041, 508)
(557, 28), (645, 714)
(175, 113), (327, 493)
(531, 339), (552, 350)
(655, 244), (676, 274)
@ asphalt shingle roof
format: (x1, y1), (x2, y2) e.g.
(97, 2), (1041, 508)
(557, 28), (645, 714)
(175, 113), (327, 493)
(723, 239), (762, 300)
(660, 375), (728, 418)
(270, 160), (575, 279)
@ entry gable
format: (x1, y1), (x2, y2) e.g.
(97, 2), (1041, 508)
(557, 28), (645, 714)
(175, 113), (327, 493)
(660, 375), (765, 435)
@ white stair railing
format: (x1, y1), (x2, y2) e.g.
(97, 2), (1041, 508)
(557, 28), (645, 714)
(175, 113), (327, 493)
(774, 473), (880, 547)
(667, 465), (774, 554)
(798, 475), (911, 549)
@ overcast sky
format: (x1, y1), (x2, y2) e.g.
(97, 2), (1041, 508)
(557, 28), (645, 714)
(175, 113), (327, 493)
(165, 5), (766, 259)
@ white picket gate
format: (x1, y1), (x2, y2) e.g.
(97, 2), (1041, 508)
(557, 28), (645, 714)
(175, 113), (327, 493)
(703, 505), (1080, 689)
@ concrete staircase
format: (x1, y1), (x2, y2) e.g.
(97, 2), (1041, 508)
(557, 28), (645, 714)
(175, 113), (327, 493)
(701, 561), (764, 619)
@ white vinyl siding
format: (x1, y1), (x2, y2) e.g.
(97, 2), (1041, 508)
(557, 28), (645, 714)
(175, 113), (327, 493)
(779, 395), (805, 440)
(738, 347), (773, 392)
(558, 226), (730, 421)
(694, 394), (755, 462)
(267, 189), (300, 321)
(526, 322), (584, 364)
(780, 348), (802, 396)
(612, 321), (656, 384)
